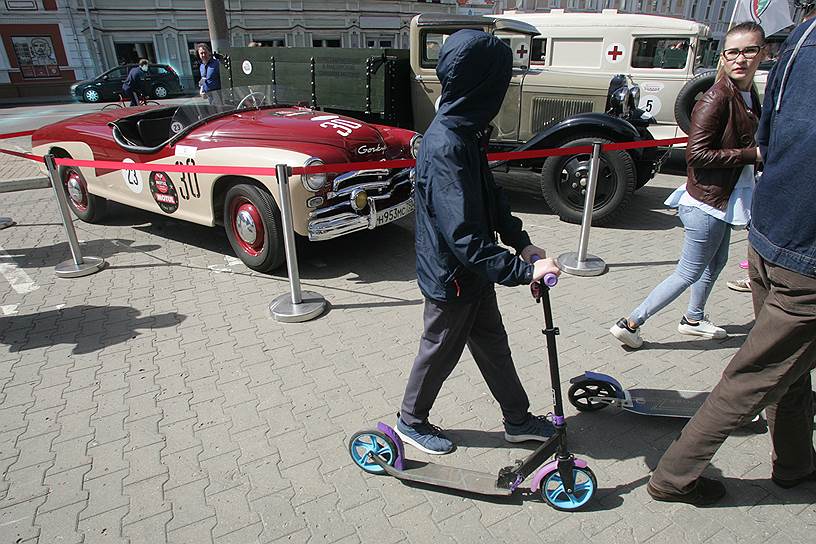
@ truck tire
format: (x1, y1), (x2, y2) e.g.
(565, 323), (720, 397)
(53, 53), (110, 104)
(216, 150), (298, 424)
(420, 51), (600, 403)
(540, 137), (636, 226)
(675, 70), (716, 134)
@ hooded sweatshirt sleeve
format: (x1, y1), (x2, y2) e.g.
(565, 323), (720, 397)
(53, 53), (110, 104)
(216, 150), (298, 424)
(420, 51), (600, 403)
(429, 145), (533, 286)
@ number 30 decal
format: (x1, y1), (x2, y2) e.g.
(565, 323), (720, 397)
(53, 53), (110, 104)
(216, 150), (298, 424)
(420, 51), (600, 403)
(175, 158), (201, 200)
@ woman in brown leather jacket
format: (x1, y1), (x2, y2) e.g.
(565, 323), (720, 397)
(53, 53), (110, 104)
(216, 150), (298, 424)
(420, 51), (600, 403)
(610, 22), (766, 349)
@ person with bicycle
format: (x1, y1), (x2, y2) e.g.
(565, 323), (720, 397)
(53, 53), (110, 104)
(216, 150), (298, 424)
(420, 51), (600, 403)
(122, 59), (149, 107)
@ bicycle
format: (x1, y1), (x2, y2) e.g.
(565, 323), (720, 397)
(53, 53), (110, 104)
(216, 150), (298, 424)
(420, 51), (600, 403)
(102, 93), (160, 110)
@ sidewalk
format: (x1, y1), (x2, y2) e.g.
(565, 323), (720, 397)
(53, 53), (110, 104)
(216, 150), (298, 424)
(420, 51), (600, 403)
(0, 173), (812, 544)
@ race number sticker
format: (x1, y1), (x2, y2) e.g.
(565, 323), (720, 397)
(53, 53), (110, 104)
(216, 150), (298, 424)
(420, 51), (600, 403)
(121, 158), (143, 194)
(149, 171), (179, 214)
(311, 114), (362, 137)
(242, 60), (252, 75)
(639, 95), (662, 117)
(605, 43), (625, 64)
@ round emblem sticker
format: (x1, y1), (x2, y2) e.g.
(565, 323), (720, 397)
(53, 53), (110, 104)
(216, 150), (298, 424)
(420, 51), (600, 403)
(605, 43), (625, 64)
(242, 60), (252, 75)
(639, 95), (662, 117)
(149, 171), (179, 214)
(121, 158), (143, 194)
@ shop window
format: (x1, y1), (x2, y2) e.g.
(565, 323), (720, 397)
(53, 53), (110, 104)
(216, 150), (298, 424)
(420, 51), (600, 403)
(313, 39), (341, 48)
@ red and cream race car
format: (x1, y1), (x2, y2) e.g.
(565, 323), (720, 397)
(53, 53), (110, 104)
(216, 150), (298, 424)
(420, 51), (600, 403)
(32, 87), (420, 272)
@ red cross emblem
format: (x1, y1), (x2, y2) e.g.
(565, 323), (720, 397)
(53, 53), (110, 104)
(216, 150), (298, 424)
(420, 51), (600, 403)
(607, 45), (623, 61)
(516, 44), (528, 59)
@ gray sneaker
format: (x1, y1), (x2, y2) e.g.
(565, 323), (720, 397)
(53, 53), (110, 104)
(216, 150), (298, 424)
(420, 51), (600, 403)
(396, 416), (454, 455)
(678, 315), (727, 339)
(504, 414), (556, 443)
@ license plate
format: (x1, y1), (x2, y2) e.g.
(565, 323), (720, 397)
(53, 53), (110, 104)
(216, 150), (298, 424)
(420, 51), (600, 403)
(375, 199), (414, 226)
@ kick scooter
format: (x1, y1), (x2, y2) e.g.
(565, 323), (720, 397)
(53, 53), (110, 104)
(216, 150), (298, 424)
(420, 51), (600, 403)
(348, 273), (598, 511)
(567, 372), (765, 430)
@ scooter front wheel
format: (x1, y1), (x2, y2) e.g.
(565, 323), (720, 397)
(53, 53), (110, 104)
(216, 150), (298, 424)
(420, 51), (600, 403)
(349, 430), (397, 475)
(541, 466), (597, 511)
(568, 380), (617, 412)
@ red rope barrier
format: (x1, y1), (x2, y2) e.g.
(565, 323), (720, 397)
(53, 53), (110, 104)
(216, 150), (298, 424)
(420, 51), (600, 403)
(0, 129), (35, 140)
(0, 136), (688, 177)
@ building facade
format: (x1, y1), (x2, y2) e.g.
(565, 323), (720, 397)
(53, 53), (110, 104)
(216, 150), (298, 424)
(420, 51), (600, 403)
(0, 0), (797, 102)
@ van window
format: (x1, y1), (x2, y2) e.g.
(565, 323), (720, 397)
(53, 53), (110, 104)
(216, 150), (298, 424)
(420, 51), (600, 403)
(422, 32), (448, 68)
(632, 38), (690, 69)
(531, 37), (546, 64)
(551, 38), (603, 68)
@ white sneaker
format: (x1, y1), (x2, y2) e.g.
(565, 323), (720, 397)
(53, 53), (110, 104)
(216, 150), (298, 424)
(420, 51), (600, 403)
(610, 318), (643, 348)
(677, 316), (727, 339)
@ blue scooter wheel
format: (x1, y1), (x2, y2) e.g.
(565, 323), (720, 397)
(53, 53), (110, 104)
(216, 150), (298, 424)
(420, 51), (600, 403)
(541, 466), (597, 511)
(568, 379), (617, 412)
(349, 430), (397, 475)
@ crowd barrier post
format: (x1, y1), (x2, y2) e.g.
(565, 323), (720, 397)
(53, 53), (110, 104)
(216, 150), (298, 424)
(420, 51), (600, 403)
(558, 142), (607, 277)
(43, 154), (106, 278)
(0, 217), (13, 229)
(269, 164), (326, 323)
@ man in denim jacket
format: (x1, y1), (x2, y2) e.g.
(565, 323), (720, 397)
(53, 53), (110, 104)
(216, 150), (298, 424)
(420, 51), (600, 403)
(647, 11), (816, 506)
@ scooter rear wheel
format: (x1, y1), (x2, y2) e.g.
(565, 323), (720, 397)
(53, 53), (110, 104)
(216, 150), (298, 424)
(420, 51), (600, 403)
(568, 380), (617, 412)
(349, 430), (397, 475)
(541, 466), (597, 511)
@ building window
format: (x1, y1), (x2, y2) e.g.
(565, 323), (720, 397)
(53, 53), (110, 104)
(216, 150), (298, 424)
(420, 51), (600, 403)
(366, 38), (394, 48)
(704, 0), (713, 19)
(690, 0), (698, 16)
(313, 38), (341, 48)
(5, 1), (38, 9)
(718, 1), (728, 20)
(12, 36), (60, 78)
(115, 42), (156, 65)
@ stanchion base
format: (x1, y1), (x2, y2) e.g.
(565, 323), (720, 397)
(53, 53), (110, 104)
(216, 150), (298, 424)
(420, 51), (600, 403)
(558, 252), (607, 277)
(55, 256), (106, 278)
(270, 290), (326, 323)
(0, 217), (15, 230)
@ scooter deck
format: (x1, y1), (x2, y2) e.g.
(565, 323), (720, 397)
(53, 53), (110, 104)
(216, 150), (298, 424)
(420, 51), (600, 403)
(375, 457), (512, 496)
(626, 388), (708, 418)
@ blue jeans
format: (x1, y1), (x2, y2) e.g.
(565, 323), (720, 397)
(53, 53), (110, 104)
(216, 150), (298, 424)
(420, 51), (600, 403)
(630, 205), (731, 326)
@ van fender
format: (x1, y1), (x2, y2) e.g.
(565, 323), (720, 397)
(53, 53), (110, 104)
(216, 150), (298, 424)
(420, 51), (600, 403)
(520, 113), (644, 158)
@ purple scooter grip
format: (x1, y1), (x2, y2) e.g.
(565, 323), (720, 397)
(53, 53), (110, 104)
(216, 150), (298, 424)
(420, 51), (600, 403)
(530, 255), (559, 287)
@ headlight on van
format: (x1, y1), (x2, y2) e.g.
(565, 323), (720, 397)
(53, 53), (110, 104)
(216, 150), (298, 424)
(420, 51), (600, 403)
(629, 84), (641, 109)
(303, 157), (327, 191)
(410, 134), (423, 159)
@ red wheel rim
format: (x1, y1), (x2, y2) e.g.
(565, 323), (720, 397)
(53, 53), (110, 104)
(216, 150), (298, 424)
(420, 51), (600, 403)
(63, 169), (88, 212)
(229, 196), (265, 257)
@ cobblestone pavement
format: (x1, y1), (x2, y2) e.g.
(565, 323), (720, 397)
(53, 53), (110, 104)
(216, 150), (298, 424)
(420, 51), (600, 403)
(0, 172), (814, 544)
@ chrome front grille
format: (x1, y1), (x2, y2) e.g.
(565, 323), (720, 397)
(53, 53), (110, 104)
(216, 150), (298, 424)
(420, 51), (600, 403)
(311, 168), (414, 220)
(530, 98), (594, 133)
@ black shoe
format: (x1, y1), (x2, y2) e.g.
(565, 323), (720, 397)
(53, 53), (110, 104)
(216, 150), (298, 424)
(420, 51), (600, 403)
(647, 476), (726, 506)
(771, 471), (816, 489)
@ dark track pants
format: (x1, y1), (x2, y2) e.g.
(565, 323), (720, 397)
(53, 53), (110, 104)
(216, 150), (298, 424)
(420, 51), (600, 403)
(400, 289), (530, 427)
(650, 246), (816, 493)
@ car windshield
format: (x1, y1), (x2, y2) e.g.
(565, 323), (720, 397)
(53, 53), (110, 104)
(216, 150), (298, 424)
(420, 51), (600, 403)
(169, 85), (280, 135)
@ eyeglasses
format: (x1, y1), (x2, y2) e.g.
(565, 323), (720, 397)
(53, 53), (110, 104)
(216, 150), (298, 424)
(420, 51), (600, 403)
(721, 45), (764, 61)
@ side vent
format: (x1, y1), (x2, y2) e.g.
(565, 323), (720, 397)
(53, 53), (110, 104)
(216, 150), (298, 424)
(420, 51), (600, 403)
(531, 98), (594, 133)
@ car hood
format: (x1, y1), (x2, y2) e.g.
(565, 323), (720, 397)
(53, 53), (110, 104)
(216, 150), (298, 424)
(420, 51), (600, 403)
(210, 108), (388, 159)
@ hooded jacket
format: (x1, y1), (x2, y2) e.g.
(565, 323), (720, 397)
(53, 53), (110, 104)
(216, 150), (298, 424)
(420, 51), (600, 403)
(752, 17), (816, 278)
(414, 30), (534, 302)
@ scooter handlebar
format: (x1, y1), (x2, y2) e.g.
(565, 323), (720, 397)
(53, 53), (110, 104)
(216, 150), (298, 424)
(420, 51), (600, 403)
(530, 255), (558, 287)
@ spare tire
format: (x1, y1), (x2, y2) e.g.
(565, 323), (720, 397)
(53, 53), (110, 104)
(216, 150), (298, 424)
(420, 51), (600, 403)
(675, 70), (716, 134)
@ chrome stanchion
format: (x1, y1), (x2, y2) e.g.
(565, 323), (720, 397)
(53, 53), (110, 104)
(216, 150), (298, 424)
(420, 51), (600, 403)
(269, 164), (326, 323)
(43, 154), (106, 278)
(0, 217), (14, 229)
(558, 142), (607, 277)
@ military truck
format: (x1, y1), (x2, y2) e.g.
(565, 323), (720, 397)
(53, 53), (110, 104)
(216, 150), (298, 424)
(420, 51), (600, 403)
(221, 13), (659, 225)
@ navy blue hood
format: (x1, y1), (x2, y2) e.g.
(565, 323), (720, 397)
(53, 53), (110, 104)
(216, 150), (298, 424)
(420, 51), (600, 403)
(435, 29), (512, 133)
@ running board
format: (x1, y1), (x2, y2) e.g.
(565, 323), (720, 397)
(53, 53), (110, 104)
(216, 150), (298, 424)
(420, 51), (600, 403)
(370, 456), (513, 496)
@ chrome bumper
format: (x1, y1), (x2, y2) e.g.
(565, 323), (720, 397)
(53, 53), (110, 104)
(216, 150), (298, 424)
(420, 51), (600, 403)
(307, 195), (414, 241)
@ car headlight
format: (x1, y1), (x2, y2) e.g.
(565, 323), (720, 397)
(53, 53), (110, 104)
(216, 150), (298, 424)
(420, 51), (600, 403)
(303, 157), (327, 191)
(410, 134), (423, 159)
(629, 84), (641, 108)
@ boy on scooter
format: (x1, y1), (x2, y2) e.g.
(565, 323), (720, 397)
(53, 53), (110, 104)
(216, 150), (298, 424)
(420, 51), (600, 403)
(396, 29), (561, 455)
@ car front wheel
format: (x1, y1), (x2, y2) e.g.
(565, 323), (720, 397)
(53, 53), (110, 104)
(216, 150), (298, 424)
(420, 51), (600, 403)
(60, 166), (107, 223)
(540, 137), (635, 226)
(83, 88), (101, 103)
(153, 85), (168, 99)
(224, 183), (285, 273)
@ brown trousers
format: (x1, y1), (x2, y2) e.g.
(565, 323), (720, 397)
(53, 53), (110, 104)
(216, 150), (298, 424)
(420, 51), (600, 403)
(650, 245), (816, 493)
